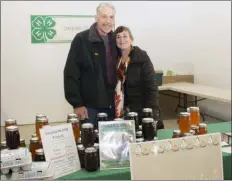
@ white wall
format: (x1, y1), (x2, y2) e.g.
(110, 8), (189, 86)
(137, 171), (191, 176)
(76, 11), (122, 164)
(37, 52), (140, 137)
(1, 1), (231, 125)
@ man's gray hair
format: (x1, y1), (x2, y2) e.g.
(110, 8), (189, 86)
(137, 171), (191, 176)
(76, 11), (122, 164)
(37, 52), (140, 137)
(96, 2), (116, 15)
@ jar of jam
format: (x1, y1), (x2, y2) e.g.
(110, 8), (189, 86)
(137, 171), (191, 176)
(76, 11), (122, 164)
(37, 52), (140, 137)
(20, 138), (26, 147)
(35, 117), (49, 140)
(178, 112), (191, 134)
(29, 137), (42, 161)
(77, 144), (85, 168)
(67, 118), (80, 144)
(6, 126), (20, 149)
(94, 143), (100, 167)
(127, 112), (139, 131)
(172, 130), (181, 138)
(136, 131), (143, 139)
(94, 129), (99, 143)
(5, 118), (17, 133)
(189, 107), (200, 126)
(198, 123), (208, 135)
(81, 123), (95, 148)
(142, 118), (155, 141)
(191, 125), (199, 135)
(1, 141), (7, 150)
(85, 147), (98, 172)
(142, 108), (153, 119)
(34, 149), (46, 161)
(67, 113), (78, 120)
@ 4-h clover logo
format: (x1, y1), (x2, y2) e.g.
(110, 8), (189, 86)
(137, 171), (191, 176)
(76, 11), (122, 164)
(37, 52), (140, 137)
(31, 16), (57, 43)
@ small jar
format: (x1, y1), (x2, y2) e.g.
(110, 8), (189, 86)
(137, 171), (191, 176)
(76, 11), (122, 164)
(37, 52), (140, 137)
(77, 144), (85, 168)
(136, 131), (143, 139)
(136, 138), (144, 143)
(172, 130), (181, 138)
(67, 118), (80, 144)
(94, 143), (100, 167)
(142, 108), (153, 119)
(81, 123), (95, 148)
(191, 125), (199, 135)
(5, 126), (20, 149)
(142, 118), (155, 141)
(5, 118), (17, 133)
(96, 113), (108, 129)
(35, 116), (49, 140)
(1, 141), (7, 150)
(29, 137), (42, 161)
(34, 148), (46, 161)
(85, 147), (98, 172)
(20, 138), (26, 147)
(178, 112), (191, 134)
(198, 123), (208, 135)
(189, 107), (200, 126)
(127, 112), (139, 131)
(94, 129), (99, 143)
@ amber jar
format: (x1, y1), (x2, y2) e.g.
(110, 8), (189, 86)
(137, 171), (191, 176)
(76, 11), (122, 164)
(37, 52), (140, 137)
(85, 147), (98, 172)
(198, 123), (208, 135)
(34, 149), (46, 161)
(189, 107), (200, 126)
(67, 118), (80, 144)
(172, 130), (181, 138)
(77, 144), (85, 168)
(1, 141), (7, 150)
(6, 126), (20, 149)
(178, 112), (191, 134)
(142, 118), (155, 141)
(29, 137), (42, 161)
(81, 123), (95, 148)
(5, 118), (17, 133)
(191, 125), (199, 135)
(20, 139), (26, 147)
(35, 117), (49, 140)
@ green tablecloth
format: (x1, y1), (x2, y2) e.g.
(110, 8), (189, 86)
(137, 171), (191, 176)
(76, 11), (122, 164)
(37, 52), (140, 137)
(57, 121), (232, 180)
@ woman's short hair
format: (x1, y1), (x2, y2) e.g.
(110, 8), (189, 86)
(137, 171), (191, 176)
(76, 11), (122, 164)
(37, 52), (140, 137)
(114, 26), (134, 41)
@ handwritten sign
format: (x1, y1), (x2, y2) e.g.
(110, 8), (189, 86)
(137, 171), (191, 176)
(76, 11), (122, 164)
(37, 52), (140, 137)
(40, 123), (80, 179)
(129, 133), (223, 180)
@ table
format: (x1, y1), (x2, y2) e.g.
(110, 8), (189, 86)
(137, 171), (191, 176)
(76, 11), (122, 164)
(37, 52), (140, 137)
(57, 121), (232, 180)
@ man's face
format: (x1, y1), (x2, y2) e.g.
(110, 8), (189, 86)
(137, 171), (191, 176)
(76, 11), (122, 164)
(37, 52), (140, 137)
(96, 7), (115, 35)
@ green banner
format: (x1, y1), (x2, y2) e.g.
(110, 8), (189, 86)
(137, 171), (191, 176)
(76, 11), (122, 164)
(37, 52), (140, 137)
(31, 15), (95, 44)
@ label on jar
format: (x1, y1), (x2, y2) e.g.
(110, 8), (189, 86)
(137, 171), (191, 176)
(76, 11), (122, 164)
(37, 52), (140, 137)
(1, 148), (28, 161)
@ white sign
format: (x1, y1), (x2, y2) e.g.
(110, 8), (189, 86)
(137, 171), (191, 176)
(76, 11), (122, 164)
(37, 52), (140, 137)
(40, 123), (80, 179)
(129, 133), (223, 180)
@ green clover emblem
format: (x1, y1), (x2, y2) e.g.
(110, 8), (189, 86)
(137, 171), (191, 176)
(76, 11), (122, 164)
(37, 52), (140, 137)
(31, 16), (56, 43)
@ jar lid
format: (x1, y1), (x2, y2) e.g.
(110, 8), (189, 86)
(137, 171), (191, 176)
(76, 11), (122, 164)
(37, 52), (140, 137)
(77, 144), (84, 150)
(30, 137), (39, 143)
(35, 149), (44, 155)
(127, 112), (136, 116)
(97, 113), (108, 117)
(36, 117), (48, 123)
(191, 125), (199, 130)
(142, 118), (154, 123)
(143, 108), (152, 113)
(5, 118), (17, 124)
(136, 131), (142, 136)
(189, 107), (199, 111)
(173, 130), (181, 134)
(114, 118), (124, 121)
(6, 125), (18, 131)
(199, 123), (207, 128)
(31, 133), (37, 138)
(67, 118), (79, 123)
(136, 138), (144, 142)
(82, 123), (93, 129)
(1, 141), (7, 146)
(94, 143), (99, 149)
(67, 113), (78, 119)
(85, 147), (96, 153)
(36, 114), (46, 119)
(179, 112), (190, 117)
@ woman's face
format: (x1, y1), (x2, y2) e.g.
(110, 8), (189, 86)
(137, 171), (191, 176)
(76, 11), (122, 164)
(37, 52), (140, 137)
(116, 30), (132, 50)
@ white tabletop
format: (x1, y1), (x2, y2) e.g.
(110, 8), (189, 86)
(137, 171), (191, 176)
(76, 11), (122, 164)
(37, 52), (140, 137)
(158, 82), (231, 103)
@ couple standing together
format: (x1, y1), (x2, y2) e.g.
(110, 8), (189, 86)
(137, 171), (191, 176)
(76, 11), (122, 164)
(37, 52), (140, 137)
(64, 3), (164, 129)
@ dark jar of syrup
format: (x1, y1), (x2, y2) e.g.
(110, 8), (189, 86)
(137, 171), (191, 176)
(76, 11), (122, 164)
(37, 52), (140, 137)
(6, 125), (20, 149)
(34, 148), (46, 161)
(81, 123), (95, 148)
(77, 144), (85, 168)
(85, 147), (98, 172)
(142, 118), (155, 141)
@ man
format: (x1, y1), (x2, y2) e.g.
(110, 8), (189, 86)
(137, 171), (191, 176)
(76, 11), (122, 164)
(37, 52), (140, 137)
(64, 3), (117, 127)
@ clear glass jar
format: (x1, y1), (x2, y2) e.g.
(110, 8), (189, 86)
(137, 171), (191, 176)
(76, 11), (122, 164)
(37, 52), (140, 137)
(199, 123), (208, 135)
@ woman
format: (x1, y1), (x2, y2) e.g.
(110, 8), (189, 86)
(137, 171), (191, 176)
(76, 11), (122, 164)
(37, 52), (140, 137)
(114, 26), (164, 129)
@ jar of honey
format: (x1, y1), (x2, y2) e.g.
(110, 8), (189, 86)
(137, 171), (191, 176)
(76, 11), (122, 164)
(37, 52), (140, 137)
(191, 125), (199, 135)
(189, 107), (200, 126)
(29, 137), (42, 161)
(172, 130), (181, 138)
(198, 123), (208, 135)
(1, 141), (7, 150)
(85, 147), (98, 172)
(20, 139), (26, 147)
(142, 118), (155, 141)
(178, 112), (191, 134)
(6, 126), (20, 149)
(5, 118), (17, 133)
(67, 118), (80, 144)
(35, 117), (49, 140)
(34, 149), (46, 162)
(81, 123), (95, 148)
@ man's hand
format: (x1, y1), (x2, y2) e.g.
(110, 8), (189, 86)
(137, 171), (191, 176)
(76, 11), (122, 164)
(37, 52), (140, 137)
(74, 106), (88, 120)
